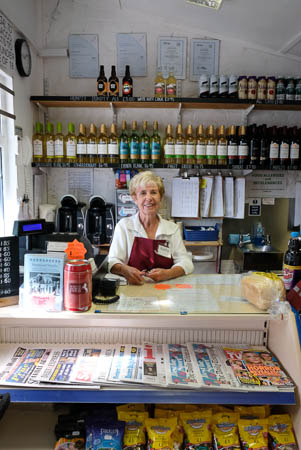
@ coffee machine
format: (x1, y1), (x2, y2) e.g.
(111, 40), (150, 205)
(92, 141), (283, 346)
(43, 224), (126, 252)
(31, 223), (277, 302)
(56, 194), (86, 235)
(85, 195), (115, 245)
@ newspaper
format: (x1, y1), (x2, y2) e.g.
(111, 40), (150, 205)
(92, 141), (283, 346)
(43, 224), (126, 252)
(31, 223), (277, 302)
(164, 343), (198, 388)
(141, 343), (167, 387)
(107, 344), (126, 383)
(38, 348), (80, 384)
(119, 344), (144, 384)
(69, 346), (114, 385)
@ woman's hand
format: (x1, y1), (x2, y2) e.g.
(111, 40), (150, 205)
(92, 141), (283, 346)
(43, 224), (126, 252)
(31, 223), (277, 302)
(111, 263), (144, 285)
(147, 266), (185, 282)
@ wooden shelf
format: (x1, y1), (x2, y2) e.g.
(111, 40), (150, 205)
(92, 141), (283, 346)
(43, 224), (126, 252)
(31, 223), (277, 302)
(184, 240), (223, 246)
(30, 96), (301, 111)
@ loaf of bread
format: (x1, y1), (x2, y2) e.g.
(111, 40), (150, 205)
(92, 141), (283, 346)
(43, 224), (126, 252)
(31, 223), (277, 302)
(241, 272), (286, 310)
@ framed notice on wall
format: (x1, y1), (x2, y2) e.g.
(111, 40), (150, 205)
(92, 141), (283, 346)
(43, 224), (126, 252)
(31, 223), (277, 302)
(157, 37), (187, 79)
(0, 11), (15, 73)
(117, 33), (147, 76)
(68, 34), (99, 78)
(190, 39), (220, 80)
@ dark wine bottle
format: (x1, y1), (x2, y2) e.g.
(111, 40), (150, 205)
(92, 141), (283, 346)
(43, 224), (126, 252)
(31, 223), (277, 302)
(289, 126), (300, 168)
(108, 65), (119, 96)
(259, 124), (269, 168)
(279, 126), (290, 167)
(269, 126), (279, 168)
(97, 65), (107, 96)
(249, 124), (260, 166)
(122, 65), (133, 97)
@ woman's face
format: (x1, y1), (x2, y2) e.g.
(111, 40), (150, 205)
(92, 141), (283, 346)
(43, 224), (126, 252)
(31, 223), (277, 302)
(133, 182), (161, 217)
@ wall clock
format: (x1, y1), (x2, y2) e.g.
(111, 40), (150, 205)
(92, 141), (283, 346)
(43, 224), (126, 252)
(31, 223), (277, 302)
(15, 38), (32, 77)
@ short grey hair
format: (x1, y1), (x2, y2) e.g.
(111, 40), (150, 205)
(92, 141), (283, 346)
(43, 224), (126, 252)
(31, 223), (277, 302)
(129, 171), (165, 198)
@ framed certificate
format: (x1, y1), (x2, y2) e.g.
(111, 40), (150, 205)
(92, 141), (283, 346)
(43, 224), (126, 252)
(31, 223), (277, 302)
(190, 39), (220, 81)
(158, 37), (187, 79)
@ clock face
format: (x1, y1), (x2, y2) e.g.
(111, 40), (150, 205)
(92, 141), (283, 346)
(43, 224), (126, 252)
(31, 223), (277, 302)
(15, 38), (32, 77)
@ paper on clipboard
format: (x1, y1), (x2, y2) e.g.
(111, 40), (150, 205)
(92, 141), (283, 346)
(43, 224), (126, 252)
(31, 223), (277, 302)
(210, 175), (224, 217)
(171, 177), (199, 218)
(200, 176), (213, 217)
(224, 177), (234, 218)
(234, 177), (245, 219)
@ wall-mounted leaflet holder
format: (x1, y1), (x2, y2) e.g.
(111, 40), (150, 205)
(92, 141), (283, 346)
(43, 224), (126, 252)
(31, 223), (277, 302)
(171, 175), (199, 218)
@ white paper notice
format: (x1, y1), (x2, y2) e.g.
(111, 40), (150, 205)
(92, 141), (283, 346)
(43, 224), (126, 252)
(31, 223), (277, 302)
(234, 177), (245, 219)
(294, 182), (301, 226)
(158, 37), (187, 79)
(117, 33), (147, 76)
(67, 169), (93, 202)
(224, 177), (234, 218)
(190, 39), (220, 81)
(210, 175), (223, 217)
(200, 176), (213, 217)
(68, 34), (99, 78)
(171, 177), (199, 218)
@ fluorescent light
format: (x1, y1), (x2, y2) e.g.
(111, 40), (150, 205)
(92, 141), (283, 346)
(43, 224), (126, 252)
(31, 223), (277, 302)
(186, 0), (223, 10)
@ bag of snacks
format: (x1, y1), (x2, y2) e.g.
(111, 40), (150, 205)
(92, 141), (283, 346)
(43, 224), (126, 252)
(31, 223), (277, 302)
(268, 414), (297, 450)
(238, 418), (268, 450)
(212, 412), (240, 450)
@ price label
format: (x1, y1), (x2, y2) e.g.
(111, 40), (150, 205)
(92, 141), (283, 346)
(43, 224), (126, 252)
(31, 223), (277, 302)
(0, 237), (19, 298)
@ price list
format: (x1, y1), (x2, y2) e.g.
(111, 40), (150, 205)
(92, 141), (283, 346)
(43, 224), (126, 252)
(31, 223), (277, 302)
(0, 237), (19, 298)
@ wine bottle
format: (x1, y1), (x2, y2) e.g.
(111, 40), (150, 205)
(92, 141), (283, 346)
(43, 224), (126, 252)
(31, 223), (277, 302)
(227, 125), (238, 166)
(32, 122), (44, 163)
(141, 121), (150, 162)
(130, 121), (140, 163)
(249, 124), (260, 166)
(98, 123), (108, 164)
(45, 122), (55, 162)
(164, 124), (175, 164)
(122, 65), (133, 97)
(217, 125), (227, 166)
(119, 120), (129, 163)
(238, 125), (249, 167)
(87, 123), (98, 164)
(206, 125), (217, 166)
(289, 126), (300, 168)
(54, 122), (65, 163)
(196, 125), (207, 166)
(185, 124), (195, 165)
(77, 123), (87, 164)
(279, 126), (290, 167)
(64, 122), (77, 163)
(269, 126), (279, 167)
(175, 123), (185, 164)
(259, 124), (268, 168)
(108, 123), (119, 164)
(151, 121), (161, 164)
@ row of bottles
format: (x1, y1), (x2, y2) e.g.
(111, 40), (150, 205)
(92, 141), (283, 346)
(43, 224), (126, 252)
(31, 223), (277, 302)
(32, 121), (301, 166)
(97, 65), (133, 97)
(154, 69), (177, 98)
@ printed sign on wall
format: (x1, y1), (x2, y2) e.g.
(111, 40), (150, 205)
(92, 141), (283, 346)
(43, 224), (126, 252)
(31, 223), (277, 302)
(0, 11), (15, 73)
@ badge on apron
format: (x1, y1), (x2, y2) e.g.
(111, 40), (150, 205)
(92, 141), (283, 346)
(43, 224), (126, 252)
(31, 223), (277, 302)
(155, 244), (171, 258)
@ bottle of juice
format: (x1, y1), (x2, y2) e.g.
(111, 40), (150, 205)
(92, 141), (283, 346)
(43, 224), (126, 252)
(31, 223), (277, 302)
(196, 124), (207, 166)
(185, 124), (195, 165)
(64, 122), (77, 163)
(45, 122), (55, 162)
(77, 123), (87, 164)
(151, 121), (161, 164)
(141, 120), (150, 163)
(87, 123), (98, 164)
(54, 122), (65, 163)
(98, 123), (108, 164)
(166, 72), (177, 98)
(32, 122), (44, 163)
(164, 124), (175, 164)
(130, 121), (140, 163)
(108, 123), (119, 164)
(154, 68), (166, 98)
(119, 120), (130, 164)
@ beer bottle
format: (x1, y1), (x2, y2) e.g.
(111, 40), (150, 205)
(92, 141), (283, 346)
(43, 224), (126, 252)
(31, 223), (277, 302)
(97, 65), (107, 96)
(109, 65), (119, 97)
(122, 65), (133, 97)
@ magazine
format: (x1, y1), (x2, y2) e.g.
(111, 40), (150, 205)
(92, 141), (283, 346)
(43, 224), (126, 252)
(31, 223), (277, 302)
(164, 343), (198, 388)
(220, 345), (295, 390)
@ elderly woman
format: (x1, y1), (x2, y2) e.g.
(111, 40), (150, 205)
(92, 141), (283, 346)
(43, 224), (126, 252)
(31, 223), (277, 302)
(108, 171), (194, 285)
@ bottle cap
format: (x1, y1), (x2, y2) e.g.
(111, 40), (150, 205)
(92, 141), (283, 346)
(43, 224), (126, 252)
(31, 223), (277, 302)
(186, 124), (193, 135)
(57, 122), (62, 133)
(197, 124), (204, 135)
(68, 122), (75, 133)
(100, 123), (107, 134)
(79, 123), (86, 134)
(35, 122), (43, 133)
(46, 122), (53, 133)
(89, 123), (96, 135)
(122, 120), (127, 129)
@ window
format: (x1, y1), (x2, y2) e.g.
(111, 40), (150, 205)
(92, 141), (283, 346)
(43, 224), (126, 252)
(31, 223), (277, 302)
(0, 68), (18, 236)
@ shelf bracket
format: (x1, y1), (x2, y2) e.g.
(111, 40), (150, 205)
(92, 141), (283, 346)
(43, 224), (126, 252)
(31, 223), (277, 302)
(177, 102), (182, 124)
(110, 102), (117, 124)
(242, 104), (255, 125)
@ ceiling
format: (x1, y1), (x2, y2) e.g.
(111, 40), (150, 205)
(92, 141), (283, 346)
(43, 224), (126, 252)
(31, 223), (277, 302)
(122, 0), (301, 60)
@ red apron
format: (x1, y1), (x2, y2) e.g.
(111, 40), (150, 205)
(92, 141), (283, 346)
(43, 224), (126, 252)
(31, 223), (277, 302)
(128, 237), (174, 271)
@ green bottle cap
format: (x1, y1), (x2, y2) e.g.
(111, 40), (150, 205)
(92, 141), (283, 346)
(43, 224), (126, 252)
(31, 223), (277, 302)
(68, 122), (75, 133)
(35, 122), (43, 133)
(57, 122), (62, 133)
(46, 122), (53, 133)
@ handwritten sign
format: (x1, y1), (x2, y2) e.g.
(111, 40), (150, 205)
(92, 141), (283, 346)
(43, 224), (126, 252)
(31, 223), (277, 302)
(0, 236), (19, 297)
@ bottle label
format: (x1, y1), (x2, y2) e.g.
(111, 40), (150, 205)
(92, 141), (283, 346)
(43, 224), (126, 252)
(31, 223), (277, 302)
(228, 144), (238, 156)
(267, 79), (276, 100)
(155, 82), (165, 96)
(87, 143), (97, 155)
(54, 140), (64, 157)
(77, 143), (87, 155)
(196, 144), (206, 157)
(66, 140), (76, 158)
(33, 140), (43, 157)
(46, 140), (54, 157)
(238, 144), (249, 156)
(280, 142), (289, 159)
(164, 143), (175, 156)
(141, 142), (150, 157)
(219, 76), (229, 95)
(238, 78), (248, 100)
(166, 83), (176, 96)
(206, 144), (216, 156)
(98, 142), (108, 155)
(229, 75), (238, 95)
(269, 142), (279, 158)
(175, 143), (185, 156)
(97, 80), (107, 95)
(199, 76), (209, 95)
(120, 142), (129, 156)
(108, 143), (119, 155)
(290, 143), (299, 160)
(123, 82), (132, 96)
(130, 142), (140, 158)
(283, 264), (301, 290)
(217, 144), (227, 157)
(151, 142), (161, 158)
(109, 81), (119, 95)
(186, 143), (195, 156)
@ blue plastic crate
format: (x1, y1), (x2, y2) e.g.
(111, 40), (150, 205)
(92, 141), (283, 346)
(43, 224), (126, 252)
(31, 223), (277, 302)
(184, 224), (219, 241)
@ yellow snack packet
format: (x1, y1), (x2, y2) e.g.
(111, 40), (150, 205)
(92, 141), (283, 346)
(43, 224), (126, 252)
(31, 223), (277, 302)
(117, 411), (148, 449)
(153, 409), (184, 450)
(180, 410), (212, 449)
(212, 412), (240, 450)
(117, 404), (146, 413)
(234, 405), (266, 419)
(238, 418), (268, 450)
(268, 414), (297, 450)
(146, 417), (177, 450)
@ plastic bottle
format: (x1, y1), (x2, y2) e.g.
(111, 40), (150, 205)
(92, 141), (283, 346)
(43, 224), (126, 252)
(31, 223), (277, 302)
(283, 232), (301, 291)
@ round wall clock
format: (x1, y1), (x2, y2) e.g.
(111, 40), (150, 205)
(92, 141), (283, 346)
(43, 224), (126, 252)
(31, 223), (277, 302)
(15, 38), (32, 77)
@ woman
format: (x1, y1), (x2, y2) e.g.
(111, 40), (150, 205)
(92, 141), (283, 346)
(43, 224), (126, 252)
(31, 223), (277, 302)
(108, 171), (194, 285)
